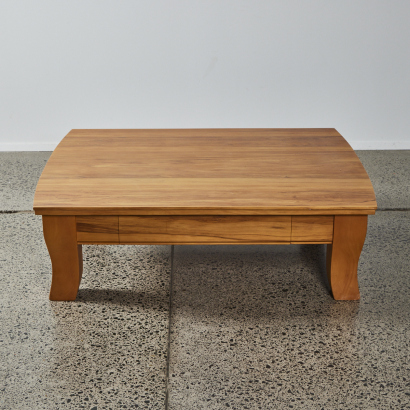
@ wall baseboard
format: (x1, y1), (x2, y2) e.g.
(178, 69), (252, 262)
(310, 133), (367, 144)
(0, 143), (57, 151)
(351, 140), (410, 150)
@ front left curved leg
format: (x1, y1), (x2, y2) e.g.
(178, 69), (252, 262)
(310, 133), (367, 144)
(42, 216), (82, 301)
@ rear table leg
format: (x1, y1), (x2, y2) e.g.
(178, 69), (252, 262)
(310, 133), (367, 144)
(42, 216), (82, 301)
(326, 215), (368, 300)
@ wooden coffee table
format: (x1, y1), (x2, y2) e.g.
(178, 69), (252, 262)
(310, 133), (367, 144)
(33, 129), (376, 301)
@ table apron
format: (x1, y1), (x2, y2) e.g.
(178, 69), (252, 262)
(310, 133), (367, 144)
(75, 215), (334, 245)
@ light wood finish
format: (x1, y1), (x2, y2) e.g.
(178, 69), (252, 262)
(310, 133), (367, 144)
(326, 216), (368, 300)
(34, 129), (377, 301)
(119, 216), (291, 244)
(76, 216), (119, 244)
(33, 129), (377, 216)
(291, 216), (333, 243)
(42, 216), (83, 301)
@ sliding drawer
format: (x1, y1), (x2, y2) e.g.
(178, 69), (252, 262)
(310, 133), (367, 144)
(119, 216), (291, 244)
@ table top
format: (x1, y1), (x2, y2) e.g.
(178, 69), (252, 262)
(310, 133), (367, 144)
(33, 129), (377, 216)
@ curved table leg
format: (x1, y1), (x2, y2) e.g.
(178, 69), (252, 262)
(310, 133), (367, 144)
(326, 215), (368, 300)
(42, 216), (82, 301)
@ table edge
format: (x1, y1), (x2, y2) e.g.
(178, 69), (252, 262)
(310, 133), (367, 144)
(33, 206), (377, 216)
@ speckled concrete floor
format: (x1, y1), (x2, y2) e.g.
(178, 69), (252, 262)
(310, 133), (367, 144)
(0, 151), (409, 409)
(0, 214), (170, 409)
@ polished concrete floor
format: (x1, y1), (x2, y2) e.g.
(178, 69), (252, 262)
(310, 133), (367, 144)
(0, 151), (409, 409)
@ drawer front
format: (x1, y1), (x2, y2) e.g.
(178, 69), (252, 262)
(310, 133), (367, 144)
(291, 216), (333, 243)
(119, 216), (291, 244)
(76, 216), (119, 244)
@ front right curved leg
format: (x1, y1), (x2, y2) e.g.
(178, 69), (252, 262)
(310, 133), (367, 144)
(42, 216), (82, 301)
(326, 215), (368, 300)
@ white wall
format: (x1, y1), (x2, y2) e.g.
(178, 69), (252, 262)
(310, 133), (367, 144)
(1, 0), (409, 150)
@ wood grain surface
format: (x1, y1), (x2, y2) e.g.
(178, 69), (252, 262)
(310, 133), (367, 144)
(119, 215), (291, 244)
(33, 129), (377, 215)
(42, 216), (83, 301)
(291, 216), (334, 243)
(76, 216), (119, 244)
(326, 215), (368, 300)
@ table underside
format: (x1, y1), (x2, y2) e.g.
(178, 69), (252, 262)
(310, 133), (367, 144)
(42, 213), (368, 301)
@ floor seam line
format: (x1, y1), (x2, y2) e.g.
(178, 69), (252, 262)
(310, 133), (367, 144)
(0, 210), (35, 214)
(164, 244), (174, 410)
(376, 208), (410, 211)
